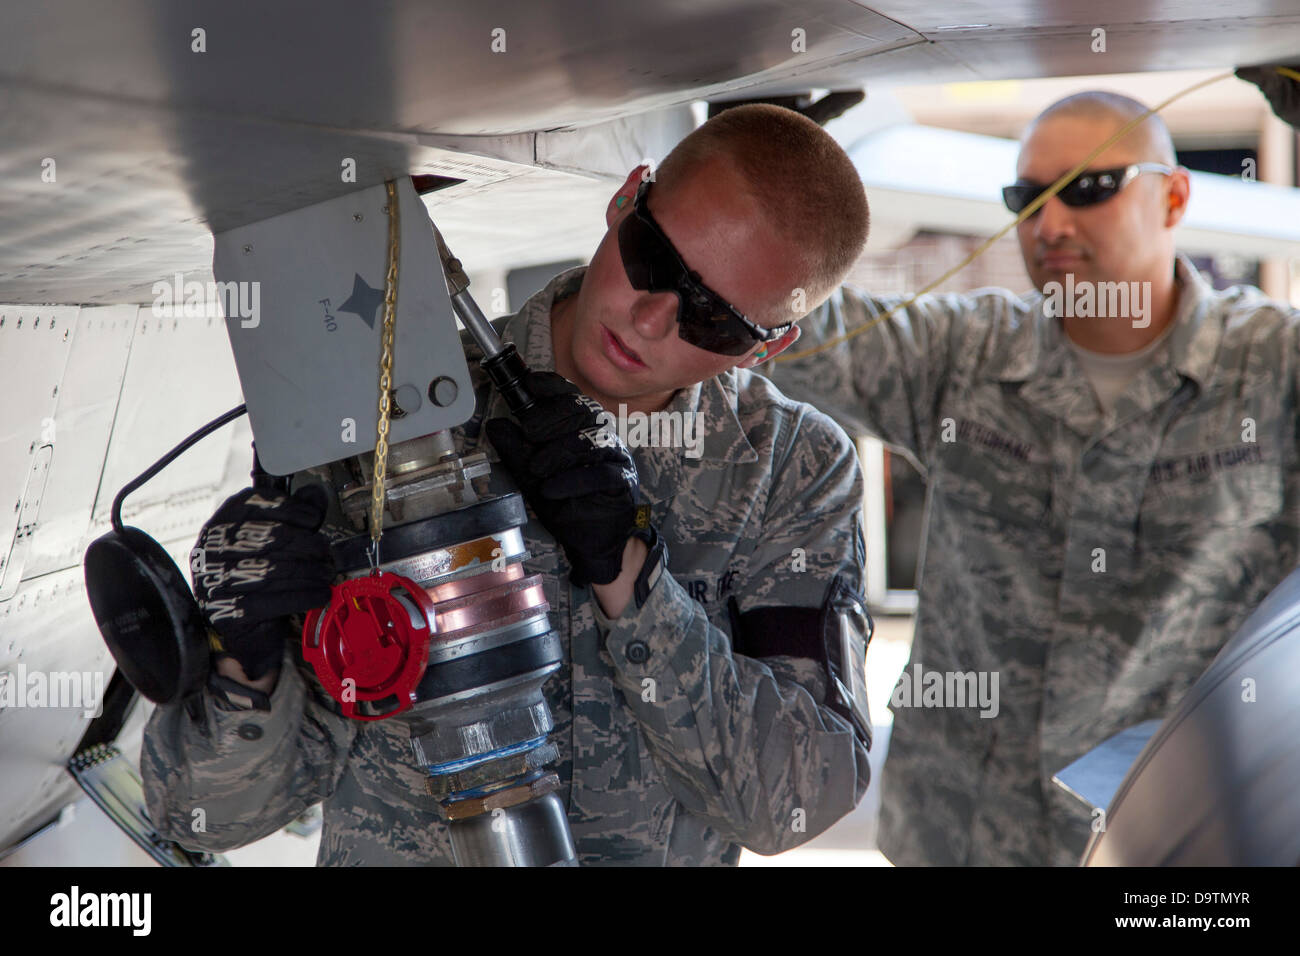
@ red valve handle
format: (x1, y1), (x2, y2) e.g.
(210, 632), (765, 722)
(302, 570), (436, 721)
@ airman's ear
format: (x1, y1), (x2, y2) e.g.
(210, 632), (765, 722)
(607, 165), (651, 227)
(1164, 167), (1191, 229)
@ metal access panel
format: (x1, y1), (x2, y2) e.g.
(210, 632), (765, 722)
(212, 178), (475, 476)
(0, 564), (116, 853)
(91, 307), (245, 549)
(0, 306), (79, 597)
(21, 306), (136, 581)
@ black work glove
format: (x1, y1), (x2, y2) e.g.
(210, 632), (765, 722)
(1237, 63), (1300, 128)
(485, 371), (642, 587)
(190, 485), (335, 679)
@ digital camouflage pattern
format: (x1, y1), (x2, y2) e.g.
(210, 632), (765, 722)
(766, 255), (1300, 865)
(142, 266), (871, 866)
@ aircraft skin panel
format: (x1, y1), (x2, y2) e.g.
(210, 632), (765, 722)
(0, 300), (253, 853)
(0, 564), (116, 853)
(793, 25), (1300, 93)
(92, 309), (244, 543)
(2, 304), (244, 586)
(888, 18), (1300, 83)
(876, 1), (1297, 32)
(0, 122), (547, 305)
(0, 1), (919, 135)
(0, 0), (918, 305)
(4, 3), (1300, 304)
(21, 307), (136, 582)
(0, 308), (79, 593)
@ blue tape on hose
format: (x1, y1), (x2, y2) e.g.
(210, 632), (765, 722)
(425, 734), (548, 776)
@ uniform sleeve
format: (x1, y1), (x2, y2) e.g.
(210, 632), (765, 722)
(592, 408), (870, 855)
(765, 287), (972, 472)
(140, 642), (356, 852)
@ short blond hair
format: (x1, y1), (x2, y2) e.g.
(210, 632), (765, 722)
(654, 103), (869, 320)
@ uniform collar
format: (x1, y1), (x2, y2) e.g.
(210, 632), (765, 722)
(485, 266), (758, 502)
(994, 254), (1212, 383)
(1001, 255), (1218, 433)
(1162, 254), (1220, 390)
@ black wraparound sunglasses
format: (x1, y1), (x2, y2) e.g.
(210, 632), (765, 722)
(617, 180), (793, 356)
(1002, 162), (1174, 215)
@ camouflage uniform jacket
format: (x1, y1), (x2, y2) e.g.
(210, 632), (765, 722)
(766, 255), (1300, 865)
(142, 266), (871, 865)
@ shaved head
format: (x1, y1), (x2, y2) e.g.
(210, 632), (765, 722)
(1022, 91), (1176, 166)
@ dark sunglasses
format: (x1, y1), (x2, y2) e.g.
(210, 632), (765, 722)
(1002, 162), (1173, 215)
(617, 180), (793, 356)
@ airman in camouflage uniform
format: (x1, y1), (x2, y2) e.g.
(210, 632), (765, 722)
(142, 103), (876, 865)
(766, 80), (1300, 865)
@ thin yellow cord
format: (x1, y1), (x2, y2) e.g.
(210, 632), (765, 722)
(774, 67), (1292, 363)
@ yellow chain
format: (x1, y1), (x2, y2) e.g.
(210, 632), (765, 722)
(369, 180), (400, 565)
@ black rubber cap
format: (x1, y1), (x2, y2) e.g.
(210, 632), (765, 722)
(331, 493), (529, 572)
(83, 527), (209, 705)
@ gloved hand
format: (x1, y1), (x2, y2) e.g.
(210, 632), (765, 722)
(485, 371), (642, 587)
(190, 485), (336, 679)
(1237, 63), (1300, 128)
